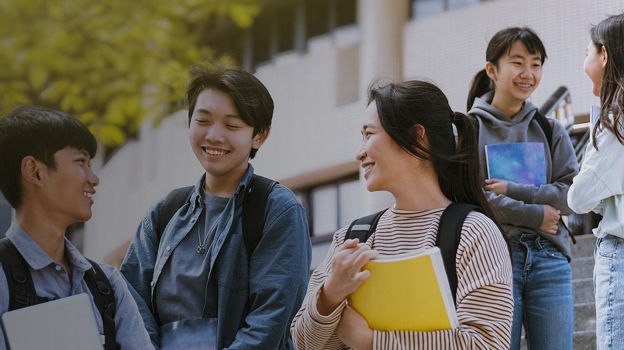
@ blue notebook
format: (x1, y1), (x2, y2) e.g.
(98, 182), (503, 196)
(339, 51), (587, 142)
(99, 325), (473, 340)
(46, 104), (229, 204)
(485, 142), (547, 187)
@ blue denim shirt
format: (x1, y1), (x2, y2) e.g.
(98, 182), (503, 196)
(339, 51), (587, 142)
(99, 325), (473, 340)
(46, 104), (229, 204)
(0, 224), (154, 350)
(121, 165), (311, 349)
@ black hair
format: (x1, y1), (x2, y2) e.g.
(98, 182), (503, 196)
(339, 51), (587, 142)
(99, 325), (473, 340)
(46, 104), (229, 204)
(186, 66), (274, 159)
(590, 13), (624, 149)
(467, 27), (547, 110)
(369, 80), (510, 257)
(0, 105), (97, 208)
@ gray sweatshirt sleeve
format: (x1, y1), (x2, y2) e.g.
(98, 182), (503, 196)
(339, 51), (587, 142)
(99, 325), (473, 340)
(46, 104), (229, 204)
(486, 191), (545, 229)
(506, 121), (579, 215)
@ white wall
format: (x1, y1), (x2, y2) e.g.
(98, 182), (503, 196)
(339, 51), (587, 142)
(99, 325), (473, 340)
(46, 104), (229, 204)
(83, 0), (624, 264)
(403, 0), (623, 115)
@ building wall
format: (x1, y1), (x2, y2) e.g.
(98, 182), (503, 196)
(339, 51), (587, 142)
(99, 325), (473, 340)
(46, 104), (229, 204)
(83, 0), (624, 268)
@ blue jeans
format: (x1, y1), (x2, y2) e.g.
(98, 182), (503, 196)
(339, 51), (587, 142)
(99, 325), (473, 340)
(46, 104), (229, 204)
(510, 234), (573, 350)
(594, 235), (624, 350)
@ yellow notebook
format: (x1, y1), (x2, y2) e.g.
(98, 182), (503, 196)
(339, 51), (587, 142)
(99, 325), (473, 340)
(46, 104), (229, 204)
(348, 246), (458, 331)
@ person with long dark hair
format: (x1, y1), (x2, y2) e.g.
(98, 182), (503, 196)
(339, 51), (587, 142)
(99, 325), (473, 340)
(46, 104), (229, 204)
(467, 27), (579, 349)
(291, 80), (513, 349)
(568, 13), (624, 350)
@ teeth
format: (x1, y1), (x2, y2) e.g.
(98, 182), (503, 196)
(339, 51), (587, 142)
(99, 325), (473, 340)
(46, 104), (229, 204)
(83, 192), (93, 198)
(204, 148), (227, 156)
(516, 83), (532, 88)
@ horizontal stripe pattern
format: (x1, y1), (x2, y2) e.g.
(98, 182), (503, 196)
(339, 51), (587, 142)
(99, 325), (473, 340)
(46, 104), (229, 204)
(291, 207), (513, 349)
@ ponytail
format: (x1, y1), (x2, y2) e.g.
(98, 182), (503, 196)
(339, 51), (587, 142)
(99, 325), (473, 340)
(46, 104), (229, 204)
(369, 80), (510, 258)
(466, 69), (491, 111)
(441, 111), (511, 258)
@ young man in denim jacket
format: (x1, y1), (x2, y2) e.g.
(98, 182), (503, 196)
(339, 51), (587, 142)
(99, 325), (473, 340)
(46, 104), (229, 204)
(121, 67), (311, 349)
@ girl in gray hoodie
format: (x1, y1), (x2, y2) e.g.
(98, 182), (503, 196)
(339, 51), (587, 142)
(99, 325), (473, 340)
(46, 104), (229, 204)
(467, 27), (579, 350)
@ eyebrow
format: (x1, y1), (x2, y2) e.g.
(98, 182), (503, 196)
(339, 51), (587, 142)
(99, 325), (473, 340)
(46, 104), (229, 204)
(509, 54), (541, 61)
(196, 108), (240, 119)
(74, 150), (90, 158)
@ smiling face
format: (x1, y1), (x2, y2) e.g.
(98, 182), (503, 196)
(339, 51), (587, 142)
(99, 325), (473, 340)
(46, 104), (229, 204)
(487, 40), (543, 112)
(356, 101), (415, 193)
(38, 147), (99, 223)
(189, 88), (267, 184)
(584, 40), (607, 97)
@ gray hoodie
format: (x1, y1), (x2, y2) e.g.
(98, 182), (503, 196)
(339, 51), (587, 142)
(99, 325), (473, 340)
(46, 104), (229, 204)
(468, 92), (579, 260)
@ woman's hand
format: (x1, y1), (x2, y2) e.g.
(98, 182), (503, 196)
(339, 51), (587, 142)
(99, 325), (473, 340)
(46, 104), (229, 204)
(337, 306), (373, 350)
(484, 178), (509, 195)
(540, 204), (560, 234)
(317, 238), (378, 316)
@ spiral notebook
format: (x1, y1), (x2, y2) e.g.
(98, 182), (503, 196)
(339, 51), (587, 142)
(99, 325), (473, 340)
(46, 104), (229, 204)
(485, 142), (547, 186)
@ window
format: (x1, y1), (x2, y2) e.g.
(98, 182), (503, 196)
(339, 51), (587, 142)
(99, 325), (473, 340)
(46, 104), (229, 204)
(411, 0), (444, 18)
(276, 2), (296, 53)
(252, 13), (272, 66)
(410, 0), (483, 18)
(305, 0), (331, 39)
(335, 0), (357, 28)
(294, 172), (361, 243)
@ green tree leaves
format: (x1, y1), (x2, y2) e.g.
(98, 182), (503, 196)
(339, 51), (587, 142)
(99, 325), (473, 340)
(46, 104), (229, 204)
(0, 0), (259, 149)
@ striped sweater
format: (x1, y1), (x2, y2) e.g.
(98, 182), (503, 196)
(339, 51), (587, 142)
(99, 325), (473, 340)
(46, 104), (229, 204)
(291, 207), (513, 350)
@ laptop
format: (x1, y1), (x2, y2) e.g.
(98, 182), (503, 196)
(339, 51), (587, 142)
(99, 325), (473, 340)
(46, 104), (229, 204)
(1, 293), (103, 350)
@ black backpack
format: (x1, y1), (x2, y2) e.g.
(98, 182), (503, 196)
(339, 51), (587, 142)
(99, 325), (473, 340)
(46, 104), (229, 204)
(344, 203), (482, 304)
(155, 174), (277, 258)
(0, 238), (119, 350)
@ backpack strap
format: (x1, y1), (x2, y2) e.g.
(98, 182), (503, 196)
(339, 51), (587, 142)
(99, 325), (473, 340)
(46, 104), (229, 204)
(84, 259), (119, 350)
(242, 174), (277, 258)
(533, 111), (553, 151)
(435, 203), (482, 304)
(155, 186), (194, 241)
(344, 210), (387, 244)
(0, 238), (49, 310)
(0, 239), (119, 349)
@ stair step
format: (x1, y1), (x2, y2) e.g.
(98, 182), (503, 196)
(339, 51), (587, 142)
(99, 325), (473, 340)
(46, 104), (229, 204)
(573, 330), (596, 350)
(573, 278), (595, 305)
(571, 256), (594, 280)
(574, 302), (596, 332)
(570, 234), (597, 259)
(520, 330), (596, 350)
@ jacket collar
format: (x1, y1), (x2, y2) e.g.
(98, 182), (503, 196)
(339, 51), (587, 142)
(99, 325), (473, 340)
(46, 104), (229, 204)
(189, 163), (255, 207)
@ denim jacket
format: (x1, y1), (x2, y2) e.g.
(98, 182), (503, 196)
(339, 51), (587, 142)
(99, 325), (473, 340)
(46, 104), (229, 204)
(121, 165), (311, 349)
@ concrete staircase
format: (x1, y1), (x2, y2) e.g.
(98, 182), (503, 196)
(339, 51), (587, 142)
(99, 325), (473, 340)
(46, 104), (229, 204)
(520, 234), (597, 349)
(571, 234), (597, 350)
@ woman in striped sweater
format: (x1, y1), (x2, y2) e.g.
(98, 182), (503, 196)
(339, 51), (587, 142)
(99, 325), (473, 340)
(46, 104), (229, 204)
(291, 80), (513, 349)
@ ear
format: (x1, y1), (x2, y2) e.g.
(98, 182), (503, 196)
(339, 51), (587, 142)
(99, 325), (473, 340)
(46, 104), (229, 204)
(252, 128), (270, 150)
(601, 45), (608, 69)
(485, 61), (498, 82)
(21, 156), (44, 187)
(409, 124), (426, 143)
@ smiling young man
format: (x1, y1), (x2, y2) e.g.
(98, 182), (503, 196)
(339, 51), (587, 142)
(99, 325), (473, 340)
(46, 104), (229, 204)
(0, 106), (153, 350)
(121, 66), (311, 350)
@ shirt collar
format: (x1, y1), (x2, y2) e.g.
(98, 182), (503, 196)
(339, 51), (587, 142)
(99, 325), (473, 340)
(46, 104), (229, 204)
(6, 223), (92, 273)
(189, 163), (255, 206)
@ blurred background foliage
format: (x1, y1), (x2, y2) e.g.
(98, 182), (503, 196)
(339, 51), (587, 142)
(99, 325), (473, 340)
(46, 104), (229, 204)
(0, 0), (260, 151)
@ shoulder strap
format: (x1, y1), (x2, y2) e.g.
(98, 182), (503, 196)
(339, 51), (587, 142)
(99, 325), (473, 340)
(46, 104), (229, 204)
(156, 186), (194, 241)
(435, 203), (483, 305)
(242, 174), (277, 258)
(84, 259), (119, 350)
(344, 210), (387, 244)
(534, 111), (553, 151)
(0, 238), (49, 310)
